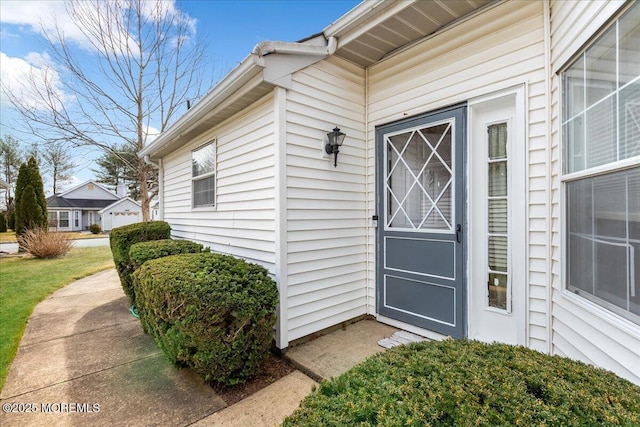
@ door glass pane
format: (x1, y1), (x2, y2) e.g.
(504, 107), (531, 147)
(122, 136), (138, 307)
(489, 236), (507, 272)
(489, 200), (507, 234)
(489, 162), (507, 196)
(386, 122), (453, 230)
(487, 123), (509, 310)
(488, 124), (507, 159)
(488, 273), (508, 310)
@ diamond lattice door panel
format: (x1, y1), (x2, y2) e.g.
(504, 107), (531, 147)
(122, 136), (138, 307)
(386, 122), (453, 231)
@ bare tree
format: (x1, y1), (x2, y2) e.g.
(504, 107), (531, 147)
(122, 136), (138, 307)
(42, 144), (75, 194)
(2, 0), (208, 220)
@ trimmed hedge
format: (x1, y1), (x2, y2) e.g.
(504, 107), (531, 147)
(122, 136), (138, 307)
(283, 340), (640, 427)
(89, 223), (102, 234)
(133, 252), (278, 385)
(0, 212), (6, 232)
(109, 221), (171, 303)
(129, 239), (205, 269)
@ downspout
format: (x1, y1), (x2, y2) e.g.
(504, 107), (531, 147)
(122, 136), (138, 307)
(144, 155), (163, 221)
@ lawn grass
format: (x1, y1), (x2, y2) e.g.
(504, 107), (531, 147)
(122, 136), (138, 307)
(0, 230), (107, 243)
(0, 231), (17, 243)
(0, 246), (114, 391)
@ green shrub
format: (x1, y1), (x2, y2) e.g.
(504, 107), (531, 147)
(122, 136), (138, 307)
(283, 340), (640, 427)
(14, 157), (47, 236)
(129, 239), (205, 269)
(89, 223), (102, 234)
(109, 221), (171, 304)
(7, 210), (15, 231)
(0, 213), (6, 232)
(133, 252), (278, 386)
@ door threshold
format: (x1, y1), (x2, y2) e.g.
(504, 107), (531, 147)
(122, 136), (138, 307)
(376, 314), (450, 342)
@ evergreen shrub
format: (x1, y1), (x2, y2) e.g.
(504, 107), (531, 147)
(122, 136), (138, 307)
(89, 223), (102, 234)
(283, 339), (640, 427)
(14, 157), (47, 236)
(129, 239), (205, 269)
(8, 210), (15, 230)
(133, 252), (278, 386)
(0, 212), (6, 232)
(109, 221), (170, 303)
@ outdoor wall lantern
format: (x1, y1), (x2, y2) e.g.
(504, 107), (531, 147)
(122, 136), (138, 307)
(325, 126), (346, 167)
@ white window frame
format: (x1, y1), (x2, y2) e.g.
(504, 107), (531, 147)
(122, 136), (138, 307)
(560, 2), (640, 326)
(59, 211), (70, 228)
(191, 140), (217, 210)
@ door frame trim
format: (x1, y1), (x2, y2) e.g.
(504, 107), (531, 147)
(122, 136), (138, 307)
(467, 84), (528, 345)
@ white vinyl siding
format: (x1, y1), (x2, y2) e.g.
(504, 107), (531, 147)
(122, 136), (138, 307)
(550, 0), (640, 385)
(162, 94), (277, 273)
(285, 56), (367, 342)
(367, 0), (549, 350)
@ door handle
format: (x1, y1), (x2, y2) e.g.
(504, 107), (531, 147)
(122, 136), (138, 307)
(456, 224), (462, 243)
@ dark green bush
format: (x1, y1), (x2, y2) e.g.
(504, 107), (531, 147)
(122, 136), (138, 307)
(283, 340), (640, 427)
(129, 239), (205, 269)
(109, 221), (171, 303)
(0, 212), (7, 232)
(8, 210), (15, 230)
(133, 252), (278, 386)
(89, 223), (102, 234)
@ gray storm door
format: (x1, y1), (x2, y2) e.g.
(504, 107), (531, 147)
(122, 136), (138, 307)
(376, 105), (466, 338)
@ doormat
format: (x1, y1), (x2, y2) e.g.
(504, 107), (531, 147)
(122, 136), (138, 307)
(378, 330), (428, 349)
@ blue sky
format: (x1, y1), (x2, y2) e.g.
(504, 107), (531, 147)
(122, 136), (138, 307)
(0, 0), (360, 193)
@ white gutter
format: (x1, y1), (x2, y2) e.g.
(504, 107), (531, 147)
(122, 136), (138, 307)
(252, 36), (337, 58)
(139, 55), (263, 158)
(140, 36), (338, 159)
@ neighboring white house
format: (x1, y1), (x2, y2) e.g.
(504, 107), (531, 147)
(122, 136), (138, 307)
(46, 180), (144, 231)
(140, 0), (640, 384)
(0, 178), (8, 211)
(99, 197), (143, 231)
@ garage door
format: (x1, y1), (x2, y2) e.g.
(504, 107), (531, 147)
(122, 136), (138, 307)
(112, 212), (140, 229)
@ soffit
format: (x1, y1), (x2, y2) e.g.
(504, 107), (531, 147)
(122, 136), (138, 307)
(331, 0), (496, 67)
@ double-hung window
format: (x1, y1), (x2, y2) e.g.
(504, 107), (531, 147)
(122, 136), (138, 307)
(562, 3), (640, 324)
(192, 141), (216, 208)
(59, 211), (70, 228)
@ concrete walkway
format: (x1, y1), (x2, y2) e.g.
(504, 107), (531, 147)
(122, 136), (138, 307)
(0, 268), (398, 426)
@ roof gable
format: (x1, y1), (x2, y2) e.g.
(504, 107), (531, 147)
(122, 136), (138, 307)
(59, 180), (118, 201)
(99, 197), (142, 214)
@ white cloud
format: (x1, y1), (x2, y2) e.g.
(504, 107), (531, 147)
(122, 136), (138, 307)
(144, 124), (160, 144)
(0, 51), (69, 111)
(0, 1), (197, 53)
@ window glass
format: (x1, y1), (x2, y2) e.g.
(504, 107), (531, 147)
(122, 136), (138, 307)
(563, 2), (640, 324)
(192, 142), (215, 208)
(562, 2), (640, 174)
(59, 211), (69, 227)
(193, 176), (215, 208)
(192, 144), (215, 177)
(566, 169), (640, 320)
(48, 211), (57, 227)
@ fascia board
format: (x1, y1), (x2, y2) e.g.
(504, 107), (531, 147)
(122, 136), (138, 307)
(323, 0), (417, 46)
